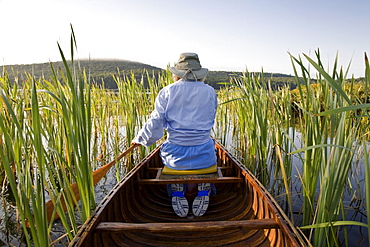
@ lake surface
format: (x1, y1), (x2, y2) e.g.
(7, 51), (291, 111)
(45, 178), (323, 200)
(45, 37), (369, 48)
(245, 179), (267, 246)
(0, 133), (368, 246)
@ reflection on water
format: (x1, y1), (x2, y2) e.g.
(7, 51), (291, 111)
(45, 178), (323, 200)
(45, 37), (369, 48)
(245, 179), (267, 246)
(214, 127), (369, 246)
(0, 129), (369, 246)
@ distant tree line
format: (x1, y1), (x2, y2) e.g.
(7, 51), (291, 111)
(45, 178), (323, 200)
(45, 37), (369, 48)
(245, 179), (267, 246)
(1, 59), (315, 90)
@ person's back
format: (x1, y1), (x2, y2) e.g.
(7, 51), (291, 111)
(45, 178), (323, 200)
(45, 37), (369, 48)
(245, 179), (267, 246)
(132, 52), (217, 217)
(159, 79), (217, 145)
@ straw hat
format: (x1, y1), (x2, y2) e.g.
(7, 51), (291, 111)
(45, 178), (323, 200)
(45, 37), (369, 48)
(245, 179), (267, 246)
(169, 53), (208, 80)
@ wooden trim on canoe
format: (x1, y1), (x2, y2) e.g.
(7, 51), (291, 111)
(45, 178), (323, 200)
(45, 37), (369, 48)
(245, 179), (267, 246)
(138, 166), (243, 184)
(95, 219), (280, 233)
(69, 139), (313, 247)
(137, 177), (244, 184)
(214, 141), (310, 246)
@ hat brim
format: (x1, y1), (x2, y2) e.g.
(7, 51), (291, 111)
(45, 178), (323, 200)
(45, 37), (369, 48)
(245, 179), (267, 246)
(169, 67), (209, 80)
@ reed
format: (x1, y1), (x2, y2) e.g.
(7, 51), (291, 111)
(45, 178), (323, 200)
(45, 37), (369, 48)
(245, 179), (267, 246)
(364, 140), (370, 247)
(1, 37), (369, 246)
(220, 50), (369, 246)
(222, 73), (296, 216)
(364, 53), (370, 247)
(288, 50), (369, 246)
(214, 84), (236, 148)
(0, 77), (52, 246)
(269, 84), (296, 221)
(0, 28), (106, 244)
(57, 42), (94, 224)
(224, 71), (272, 185)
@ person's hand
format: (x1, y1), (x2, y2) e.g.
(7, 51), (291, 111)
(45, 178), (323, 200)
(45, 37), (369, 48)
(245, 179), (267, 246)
(132, 142), (141, 148)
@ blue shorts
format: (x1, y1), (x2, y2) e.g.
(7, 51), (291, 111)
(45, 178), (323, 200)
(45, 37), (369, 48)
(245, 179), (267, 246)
(160, 138), (217, 170)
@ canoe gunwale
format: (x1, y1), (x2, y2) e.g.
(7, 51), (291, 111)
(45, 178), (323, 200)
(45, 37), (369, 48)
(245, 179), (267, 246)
(214, 142), (311, 246)
(69, 147), (161, 245)
(69, 140), (312, 247)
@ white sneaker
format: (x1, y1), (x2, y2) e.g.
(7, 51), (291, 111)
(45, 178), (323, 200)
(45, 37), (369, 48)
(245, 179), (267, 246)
(171, 184), (189, 217)
(192, 183), (211, 217)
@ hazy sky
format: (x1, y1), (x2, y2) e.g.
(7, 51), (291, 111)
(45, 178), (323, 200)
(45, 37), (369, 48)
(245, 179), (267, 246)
(1, 0), (369, 77)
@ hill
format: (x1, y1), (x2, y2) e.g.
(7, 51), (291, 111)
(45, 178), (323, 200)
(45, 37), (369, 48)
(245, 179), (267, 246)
(2, 59), (163, 89)
(1, 59), (298, 90)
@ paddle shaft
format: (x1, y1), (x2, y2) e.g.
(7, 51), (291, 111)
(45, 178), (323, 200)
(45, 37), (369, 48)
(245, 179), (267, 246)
(92, 144), (140, 185)
(46, 144), (140, 222)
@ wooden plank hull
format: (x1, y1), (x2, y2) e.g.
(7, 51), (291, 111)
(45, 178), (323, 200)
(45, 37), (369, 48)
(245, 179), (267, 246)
(69, 140), (311, 246)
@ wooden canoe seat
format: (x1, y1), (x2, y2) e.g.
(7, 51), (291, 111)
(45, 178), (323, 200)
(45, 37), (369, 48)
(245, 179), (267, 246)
(137, 165), (243, 185)
(162, 164), (218, 175)
(95, 219), (279, 233)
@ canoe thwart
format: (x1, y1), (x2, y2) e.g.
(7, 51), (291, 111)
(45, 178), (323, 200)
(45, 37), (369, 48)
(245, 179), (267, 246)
(138, 177), (243, 184)
(138, 167), (243, 184)
(95, 219), (280, 233)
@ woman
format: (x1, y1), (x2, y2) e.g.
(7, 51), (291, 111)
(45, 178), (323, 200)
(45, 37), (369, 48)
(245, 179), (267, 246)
(132, 53), (217, 217)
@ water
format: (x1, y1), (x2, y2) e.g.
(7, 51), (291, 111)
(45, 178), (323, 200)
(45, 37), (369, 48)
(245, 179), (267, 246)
(0, 134), (369, 246)
(218, 129), (369, 246)
(0, 160), (125, 246)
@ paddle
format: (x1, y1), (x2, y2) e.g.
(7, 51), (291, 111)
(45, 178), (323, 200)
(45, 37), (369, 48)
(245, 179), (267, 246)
(46, 143), (140, 222)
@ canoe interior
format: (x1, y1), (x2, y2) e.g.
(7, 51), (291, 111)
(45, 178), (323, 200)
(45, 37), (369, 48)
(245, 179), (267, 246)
(69, 141), (310, 247)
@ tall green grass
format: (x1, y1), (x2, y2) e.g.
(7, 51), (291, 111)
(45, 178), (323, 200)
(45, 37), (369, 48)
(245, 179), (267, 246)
(222, 71), (272, 185)
(0, 78), (50, 246)
(0, 29), (94, 244)
(286, 51), (369, 246)
(219, 50), (370, 246)
(0, 28), (171, 245)
(364, 140), (370, 247)
(219, 71), (297, 222)
(0, 39), (369, 246)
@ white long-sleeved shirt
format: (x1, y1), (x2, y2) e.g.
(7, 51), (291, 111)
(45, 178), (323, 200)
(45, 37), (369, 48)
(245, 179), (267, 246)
(132, 79), (217, 147)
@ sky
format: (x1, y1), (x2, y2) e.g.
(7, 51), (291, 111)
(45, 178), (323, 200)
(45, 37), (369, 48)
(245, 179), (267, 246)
(0, 0), (369, 77)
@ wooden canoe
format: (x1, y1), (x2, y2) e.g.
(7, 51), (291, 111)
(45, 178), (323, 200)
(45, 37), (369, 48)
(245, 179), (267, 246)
(69, 140), (311, 247)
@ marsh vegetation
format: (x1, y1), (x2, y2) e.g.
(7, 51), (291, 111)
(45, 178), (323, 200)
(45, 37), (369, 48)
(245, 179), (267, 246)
(0, 35), (369, 246)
